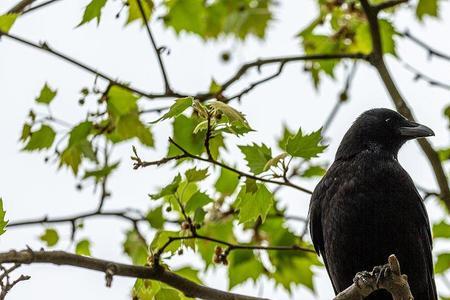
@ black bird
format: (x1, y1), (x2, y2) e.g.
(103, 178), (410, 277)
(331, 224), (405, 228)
(309, 108), (437, 299)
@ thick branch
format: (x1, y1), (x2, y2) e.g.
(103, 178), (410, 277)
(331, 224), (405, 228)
(6, 0), (37, 13)
(0, 249), (269, 300)
(359, 0), (450, 209)
(335, 255), (413, 300)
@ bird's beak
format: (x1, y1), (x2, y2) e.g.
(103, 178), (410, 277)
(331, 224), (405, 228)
(399, 121), (435, 138)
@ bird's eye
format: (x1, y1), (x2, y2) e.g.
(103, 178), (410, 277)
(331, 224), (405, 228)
(385, 118), (391, 123)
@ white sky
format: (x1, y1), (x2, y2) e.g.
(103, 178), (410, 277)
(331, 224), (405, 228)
(0, 0), (450, 299)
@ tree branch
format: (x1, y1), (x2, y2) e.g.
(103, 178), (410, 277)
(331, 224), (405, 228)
(359, 0), (450, 209)
(335, 255), (413, 300)
(136, 0), (173, 94)
(401, 30), (450, 62)
(0, 249), (270, 300)
(6, 0), (37, 13)
(0, 30), (183, 100)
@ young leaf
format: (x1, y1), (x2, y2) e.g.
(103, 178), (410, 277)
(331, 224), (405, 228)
(150, 97), (193, 123)
(263, 152), (288, 172)
(185, 167), (208, 182)
(235, 184), (274, 223)
(40, 228), (59, 247)
(0, 198), (7, 236)
(83, 162), (120, 182)
(78, 0), (107, 26)
(75, 239), (92, 256)
(36, 83), (57, 105)
(209, 100), (251, 129)
(239, 143), (272, 174)
(286, 128), (327, 159)
(23, 125), (56, 151)
(0, 14), (18, 33)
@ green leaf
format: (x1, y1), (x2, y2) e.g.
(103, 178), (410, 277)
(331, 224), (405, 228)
(185, 191), (213, 213)
(435, 253), (450, 274)
(185, 167), (208, 182)
(60, 121), (97, 175)
(146, 206), (165, 229)
(124, 230), (148, 265)
(150, 174), (181, 200)
(0, 198), (7, 236)
(433, 221), (450, 239)
(286, 128), (327, 159)
(133, 279), (160, 300)
(167, 115), (204, 157)
(76, 239), (92, 256)
(197, 219), (235, 268)
(107, 86), (139, 116)
(228, 250), (264, 289)
(20, 123), (32, 142)
(163, 0), (207, 35)
(416, 0), (438, 21)
(36, 83), (57, 105)
(278, 125), (294, 150)
(301, 165), (326, 178)
(23, 125), (56, 151)
(151, 97), (193, 123)
(150, 230), (181, 254)
(235, 184), (274, 223)
(239, 143), (272, 175)
(126, 0), (154, 25)
(0, 14), (18, 33)
(174, 266), (203, 285)
(155, 288), (181, 300)
(40, 228), (59, 247)
(379, 19), (396, 55)
(78, 0), (107, 26)
(83, 162), (120, 182)
(215, 167), (239, 196)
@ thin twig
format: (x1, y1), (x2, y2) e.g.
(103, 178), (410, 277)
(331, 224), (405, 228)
(135, 137), (312, 194)
(136, 0), (172, 94)
(401, 30), (450, 62)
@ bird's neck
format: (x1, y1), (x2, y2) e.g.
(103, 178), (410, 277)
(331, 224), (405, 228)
(335, 140), (399, 161)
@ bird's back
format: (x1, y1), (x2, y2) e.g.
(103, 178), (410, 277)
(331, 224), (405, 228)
(309, 149), (437, 299)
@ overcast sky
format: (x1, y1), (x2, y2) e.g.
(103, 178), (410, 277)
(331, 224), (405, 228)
(1, 0), (450, 299)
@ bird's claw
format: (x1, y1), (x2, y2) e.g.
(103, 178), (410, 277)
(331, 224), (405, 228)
(372, 264), (391, 287)
(353, 271), (373, 290)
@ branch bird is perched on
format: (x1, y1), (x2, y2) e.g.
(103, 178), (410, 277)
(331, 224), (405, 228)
(309, 108), (437, 299)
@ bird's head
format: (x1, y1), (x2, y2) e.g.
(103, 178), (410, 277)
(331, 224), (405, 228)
(336, 108), (434, 160)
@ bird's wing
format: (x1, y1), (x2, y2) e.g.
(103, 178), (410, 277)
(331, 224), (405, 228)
(415, 190), (438, 300)
(309, 170), (339, 294)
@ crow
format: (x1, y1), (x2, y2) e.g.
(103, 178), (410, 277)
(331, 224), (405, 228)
(309, 108), (437, 299)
